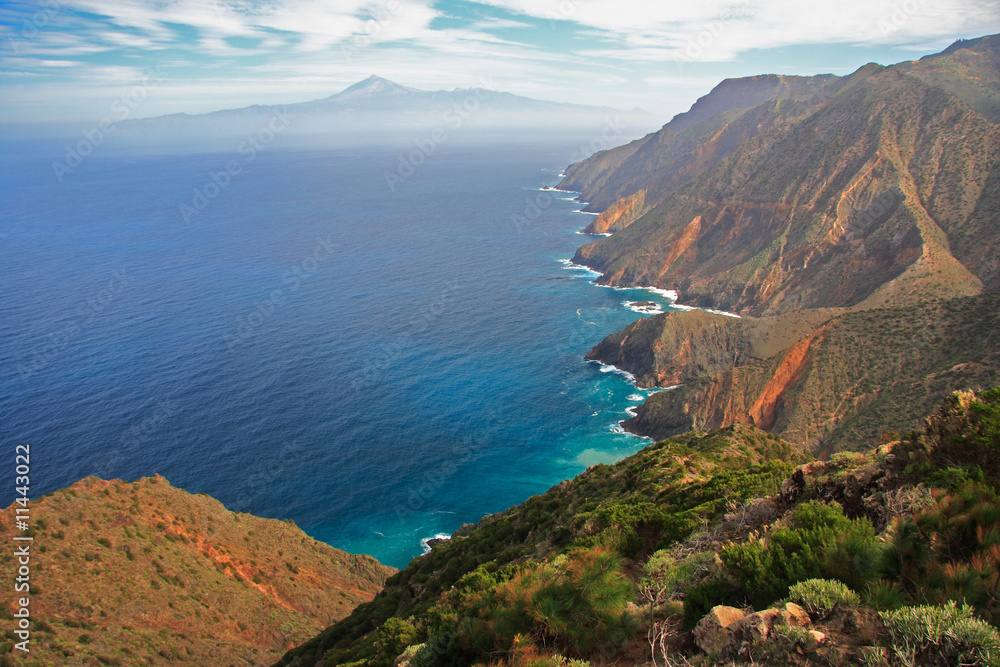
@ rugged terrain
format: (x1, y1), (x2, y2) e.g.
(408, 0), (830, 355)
(276, 389), (1000, 666)
(588, 293), (1000, 452)
(566, 36), (1000, 316)
(0, 476), (394, 667)
(565, 35), (1000, 454)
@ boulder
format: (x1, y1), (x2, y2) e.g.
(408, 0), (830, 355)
(694, 605), (745, 656)
(735, 607), (780, 642)
(778, 602), (811, 627)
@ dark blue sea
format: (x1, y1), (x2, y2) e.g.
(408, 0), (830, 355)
(0, 136), (679, 567)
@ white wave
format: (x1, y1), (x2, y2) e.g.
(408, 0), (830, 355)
(624, 406), (638, 417)
(420, 532), (452, 555)
(705, 308), (741, 318)
(644, 384), (681, 395)
(627, 394), (644, 401)
(624, 300), (663, 315)
(558, 258), (603, 278)
(587, 358), (636, 382)
(571, 209), (601, 216)
(643, 287), (679, 300)
(669, 302), (740, 318)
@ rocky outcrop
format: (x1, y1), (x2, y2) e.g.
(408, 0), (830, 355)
(584, 189), (646, 234)
(693, 605), (745, 656)
(620, 293), (1000, 452)
(585, 308), (840, 388)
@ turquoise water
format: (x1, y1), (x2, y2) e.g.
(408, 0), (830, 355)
(0, 137), (677, 567)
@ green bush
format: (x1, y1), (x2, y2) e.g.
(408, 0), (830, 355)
(462, 546), (635, 659)
(864, 579), (907, 611)
(717, 501), (878, 608)
(880, 482), (1000, 622)
(787, 579), (860, 619)
(880, 601), (1000, 667)
(371, 617), (417, 667)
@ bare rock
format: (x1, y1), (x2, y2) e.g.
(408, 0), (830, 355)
(778, 602), (811, 627)
(694, 605), (745, 656)
(735, 607), (780, 642)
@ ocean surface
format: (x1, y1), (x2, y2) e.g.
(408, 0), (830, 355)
(0, 136), (681, 567)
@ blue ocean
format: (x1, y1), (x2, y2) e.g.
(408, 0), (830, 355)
(0, 136), (679, 567)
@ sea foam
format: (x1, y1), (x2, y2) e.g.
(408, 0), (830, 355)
(420, 533), (452, 555)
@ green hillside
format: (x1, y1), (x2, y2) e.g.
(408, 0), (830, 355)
(277, 389), (1000, 666)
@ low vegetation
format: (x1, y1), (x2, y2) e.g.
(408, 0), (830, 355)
(277, 388), (1000, 666)
(0, 475), (394, 667)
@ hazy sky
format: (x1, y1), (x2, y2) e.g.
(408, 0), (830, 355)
(2, 0), (999, 124)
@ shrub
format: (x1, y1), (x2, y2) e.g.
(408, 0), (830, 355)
(370, 617), (417, 667)
(718, 501), (878, 608)
(787, 579), (860, 619)
(864, 579), (907, 611)
(880, 482), (1000, 622)
(468, 546), (635, 658)
(880, 601), (1000, 667)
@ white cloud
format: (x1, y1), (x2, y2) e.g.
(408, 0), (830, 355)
(2, 0), (999, 123)
(474, 0), (1000, 61)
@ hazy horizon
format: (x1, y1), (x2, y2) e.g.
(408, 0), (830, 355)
(3, 0), (1000, 127)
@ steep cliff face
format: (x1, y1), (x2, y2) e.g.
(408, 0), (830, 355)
(584, 308), (841, 388)
(560, 74), (848, 215)
(570, 37), (1000, 316)
(621, 293), (1000, 452)
(577, 68), (995, 315)
(0, 476), (394, 667)
(584, 189), (646, 234)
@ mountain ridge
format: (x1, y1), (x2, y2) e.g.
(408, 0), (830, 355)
(109, 75), (660, 147)
(561, 34), (1000, 484)
(0, 474), (394, 666)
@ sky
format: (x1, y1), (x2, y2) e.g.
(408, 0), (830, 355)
(1, 0), (999, 125)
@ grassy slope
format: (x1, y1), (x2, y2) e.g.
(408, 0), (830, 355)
(0, 476), (394, 667)
(276, 425), (809, 666)
(278, 389), (1000, 667)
